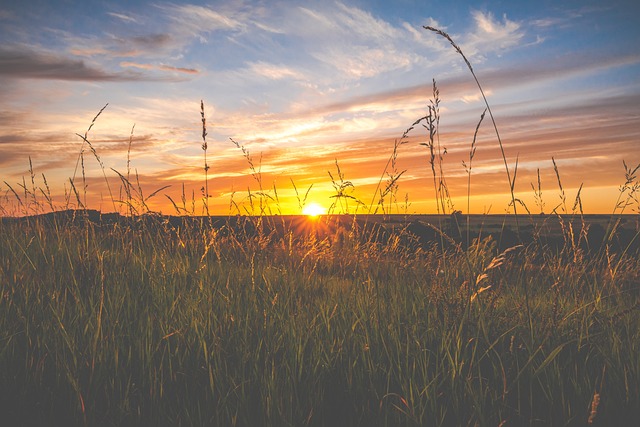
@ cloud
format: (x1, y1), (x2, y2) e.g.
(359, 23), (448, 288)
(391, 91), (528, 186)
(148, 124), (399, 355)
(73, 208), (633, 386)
(69, 33), (174, 58)
(246, 61), (303, 80)
(159, 3), (245, 41)
(402, 18), (445, 47)
(531, 17), (567, 29)
(120, 61), (199, 74)
(0, 47), (134, 81)
(474, 52), (640, 98)
(314, 46), (412, 79)
(0, 110), (27, 128)
(69, 46), (113, 57)
(273, 4), (525, 85)
(0, 46), (189, 81)
(285, 3), (418, 80)
(463, 11), (524, 59)
(333, 2), (403, 42)
(473, 10), (519, 36)
(128, 33), (173, 51)
(204, 45), (640, 154)
(107, 11), (138, 23)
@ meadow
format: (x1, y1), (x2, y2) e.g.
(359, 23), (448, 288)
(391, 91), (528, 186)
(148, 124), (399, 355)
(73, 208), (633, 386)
(1, 27), (639, 426)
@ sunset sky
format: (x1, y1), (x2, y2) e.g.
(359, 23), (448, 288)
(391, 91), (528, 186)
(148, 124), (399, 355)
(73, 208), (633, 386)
(1, 0), (639, 216)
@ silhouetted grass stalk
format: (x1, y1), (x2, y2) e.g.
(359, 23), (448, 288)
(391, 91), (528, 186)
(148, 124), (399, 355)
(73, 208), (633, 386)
(201, 100), (210, 216)
(463, 109), (486, 245)
(69, 104), (108, 209)
(424, 26), (520, 234)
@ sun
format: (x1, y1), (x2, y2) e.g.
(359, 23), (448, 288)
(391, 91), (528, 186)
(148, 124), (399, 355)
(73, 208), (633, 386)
(302, 202), (326, 217)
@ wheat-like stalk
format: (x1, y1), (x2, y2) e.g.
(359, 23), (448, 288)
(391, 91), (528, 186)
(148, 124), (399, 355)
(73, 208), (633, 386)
(470, 244), (523, 302)
(69, 104), (108, 208)
(587, 392), (600, 424)
(463, 109), (486, 244)
(424, 26), (519, 231)
(201, 100), (210, 216)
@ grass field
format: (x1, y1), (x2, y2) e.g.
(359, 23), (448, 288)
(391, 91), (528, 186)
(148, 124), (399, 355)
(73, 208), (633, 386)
(1, 209), (639, 426)
(1, 27), (640, 426)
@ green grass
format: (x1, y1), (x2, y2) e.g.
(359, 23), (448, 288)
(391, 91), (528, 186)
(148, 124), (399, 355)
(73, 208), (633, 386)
(0, 213), (638, 426)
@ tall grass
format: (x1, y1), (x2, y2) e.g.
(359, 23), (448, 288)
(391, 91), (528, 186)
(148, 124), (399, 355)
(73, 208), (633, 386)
(1, 208), (638, 426)
(1, 26), (639, 427)
(424, 26), (519, 221)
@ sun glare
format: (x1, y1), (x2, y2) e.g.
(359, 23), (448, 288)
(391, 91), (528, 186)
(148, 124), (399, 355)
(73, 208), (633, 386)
(302, 202), (325, 217)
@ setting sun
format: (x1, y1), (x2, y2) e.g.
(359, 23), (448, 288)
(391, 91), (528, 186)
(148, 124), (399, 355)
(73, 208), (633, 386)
(302, 202), (326, 217)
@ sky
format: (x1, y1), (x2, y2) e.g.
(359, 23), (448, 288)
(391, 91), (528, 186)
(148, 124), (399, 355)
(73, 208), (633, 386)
(1, 0), (640, 216)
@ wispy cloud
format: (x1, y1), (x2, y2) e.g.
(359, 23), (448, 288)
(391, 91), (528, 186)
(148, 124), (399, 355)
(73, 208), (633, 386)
(128, 33), (173, 50)
(120, 61), (199, 74)
(0, 110), (27, 128)
(293, 3), (415, 80)
(106, 11), (138, 24)
(333, 2), (403, 42)
(0, 46), (157, 81)
(531, 17), (567, 29)
(158, 3), (245, 41)
(69, 33), (174, 58)
(464, 11), (524, 59)
(246, 61), (303, 80)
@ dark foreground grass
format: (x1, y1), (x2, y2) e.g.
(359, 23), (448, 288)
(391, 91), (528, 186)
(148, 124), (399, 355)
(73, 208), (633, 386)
(0, 213), (638, 426)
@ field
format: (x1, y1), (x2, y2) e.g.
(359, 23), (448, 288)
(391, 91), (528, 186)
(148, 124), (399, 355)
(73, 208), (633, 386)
(1, 28), (640, 427)
(1, 208), (639, 426)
